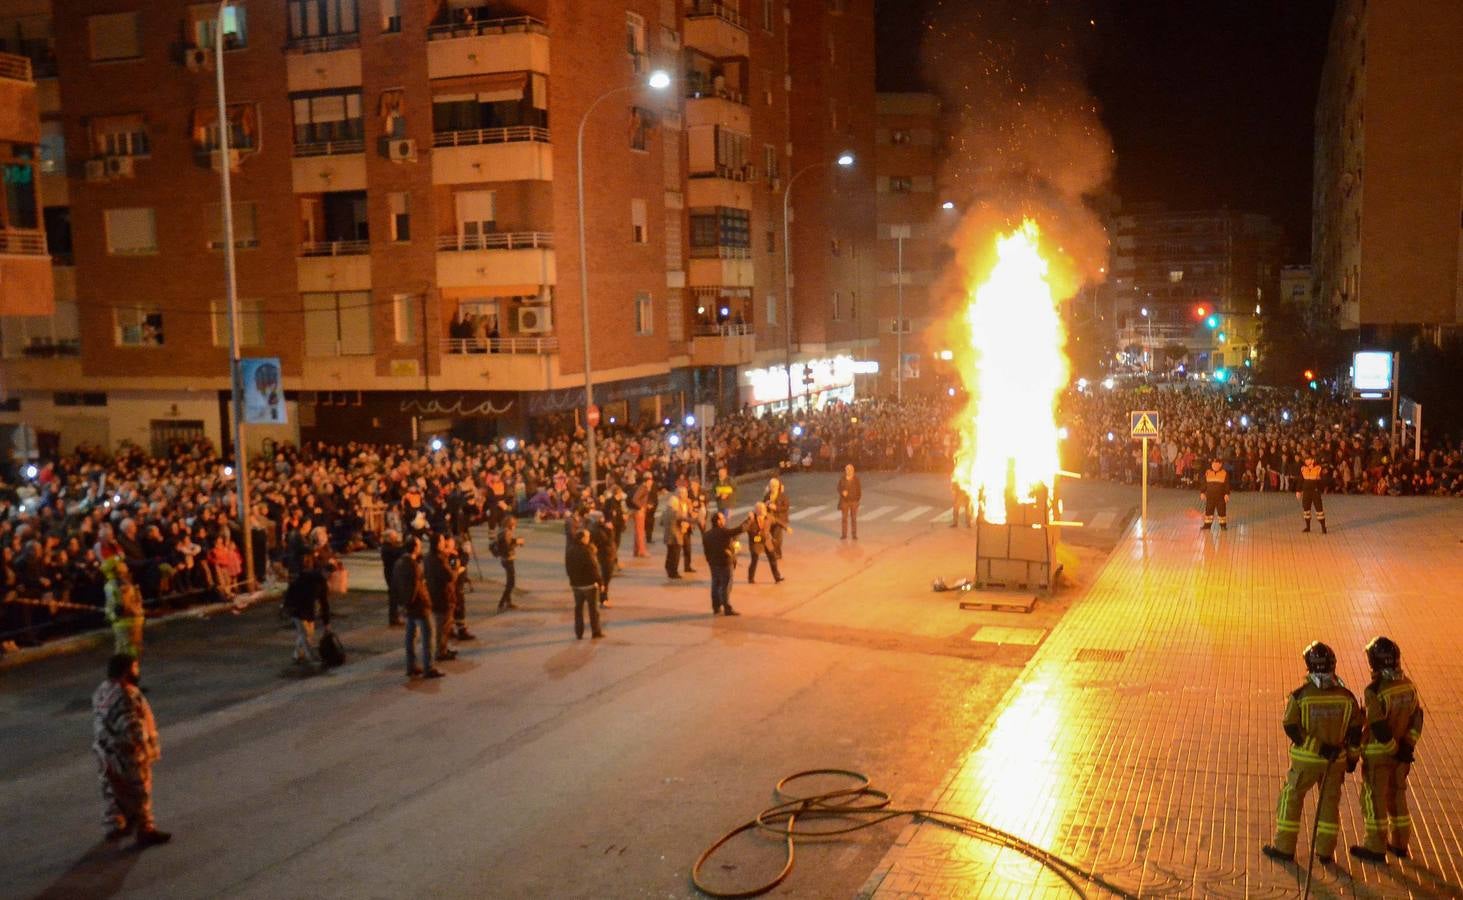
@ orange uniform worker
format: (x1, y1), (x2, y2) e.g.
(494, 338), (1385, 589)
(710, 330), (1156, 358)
(1298, 456), (1327, 533)
(1350, 636), (1424, 864)
(1200, 458), (1230, 530)
(1262, 641), (1362, 864)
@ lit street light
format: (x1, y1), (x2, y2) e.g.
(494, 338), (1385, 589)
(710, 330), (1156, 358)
(782, 151), (855, 411)
(576, 69), (671, 489)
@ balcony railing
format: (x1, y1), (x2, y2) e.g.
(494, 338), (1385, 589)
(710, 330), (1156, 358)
(284, 32), (359, 53)
(693, 322), (753, 337)
(685, 86), (745, 104)
(300, 239), (369, 257)
(686, 0), (747, 29)
(442, 336), (559, 355)
(11, 338), (81, 359)
(689, 245), (751, 260)
(0, 52), (34, 82)
(436, 232), (553, 252)
(427, 15), (548, 40)
(0, 229), (47, 255)
(293, 137), (365, 157)
(689, 163), (755, 182)
(431, 125), (550, 148)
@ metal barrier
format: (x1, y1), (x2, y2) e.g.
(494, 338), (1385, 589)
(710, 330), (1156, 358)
(431, 125), (550, 148)
(434, 232), (553, 252)
(442, 336), (559, 354)
(299, 239), (370, 257)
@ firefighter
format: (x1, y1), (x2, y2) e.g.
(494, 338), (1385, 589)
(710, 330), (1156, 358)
(1297, 455), (1327, 533)
(1200, 457), (1230, 530)
(1262, 641), (1362, 865)
(1350, 636), (1424, 864)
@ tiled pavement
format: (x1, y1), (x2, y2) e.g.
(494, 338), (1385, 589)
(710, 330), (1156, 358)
(861, 489), (1463, 899)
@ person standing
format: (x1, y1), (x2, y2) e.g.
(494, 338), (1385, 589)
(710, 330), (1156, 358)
(446, 534), (475, 642)
(587, 509), (617, 609)
(380, 529), (405, 626)
(744, 502), (783, 584)
(425, 533), (459, 663)
(566, 527), (604, 639)
(682, 484), (707, 573)
(1201, 457), (1231, 530)
(283, 554), (330, 669)
(662, 495), (686, 580)
(1350, 636), (1424, 864)
(393, 537), (442, 679)
(102, 558), (145, 670)
(92, 654), (170, 847)
(712, 466), (736, 517)
(837, 464), (862, 540)
(700, 510), (746, 615)
(1262, 641), (1362, 864)
(950, 480), (973, 528)
(1298, 455), (1328, 534)
(763, 478), (791, 561)
(493, 516), (524, 610)
(630, 471), (655, 558)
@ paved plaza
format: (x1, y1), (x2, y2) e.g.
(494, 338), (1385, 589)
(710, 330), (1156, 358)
(862, 489), (1463, 899)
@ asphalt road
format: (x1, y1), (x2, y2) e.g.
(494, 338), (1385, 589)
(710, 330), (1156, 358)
(0, 472), (1135, 899)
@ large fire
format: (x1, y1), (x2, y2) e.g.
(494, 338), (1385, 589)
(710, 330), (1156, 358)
(952, 220), (1069, 525)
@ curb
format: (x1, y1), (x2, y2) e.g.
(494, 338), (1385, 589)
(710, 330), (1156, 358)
(0, 588), (283, 672)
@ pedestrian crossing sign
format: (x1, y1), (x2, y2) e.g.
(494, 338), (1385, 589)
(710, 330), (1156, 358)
(1130, 410), (1160, 438)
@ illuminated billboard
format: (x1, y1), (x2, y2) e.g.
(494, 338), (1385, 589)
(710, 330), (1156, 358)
(1352, 351), (1394, 393)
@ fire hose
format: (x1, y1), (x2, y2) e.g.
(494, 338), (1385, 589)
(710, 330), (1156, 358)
(691, 769), (1140, 899)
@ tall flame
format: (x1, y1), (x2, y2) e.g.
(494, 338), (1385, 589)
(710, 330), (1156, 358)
(952, 220), (1069, 524)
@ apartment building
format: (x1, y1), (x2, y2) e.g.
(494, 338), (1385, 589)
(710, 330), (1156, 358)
(1313, 0), (1463, 335)
(872, 91), (942, 398)
(0, 0), (875, 455)
(1110, 204), (1281, 374)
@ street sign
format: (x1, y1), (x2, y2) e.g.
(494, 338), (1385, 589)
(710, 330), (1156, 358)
(1129, 410), (1160, 438)
(586, 404), (601, 428)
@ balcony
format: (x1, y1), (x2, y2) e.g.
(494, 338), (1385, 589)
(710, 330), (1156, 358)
(686, 171), (753, 209)
(292, 141), (367, 192)
(688, 246), (754, 288)
(431, 126), (553, 183)
(689, 323), (756, 367)
(0, 53), (39, 143)
(437, 338), (560, 391)
(300, 240), (369, 256)
(426, 16), (550, 80)
(684, 92), (750, 132)
(442, 335), (558, 355)
(0, 235), (55, 316)
(0, 52), (33, 82)
(436, 232), (556, 289)
(0, 229), (47, 256)
(297, 241), (371, 292)
(684, 2), (749, 58)
(285, 41), (361, 92)
(284, 33), (359, 54)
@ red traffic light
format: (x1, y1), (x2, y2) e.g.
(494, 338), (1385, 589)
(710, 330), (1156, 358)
(1303, 369), (1315, 381)
(1194, 305), (1208, 318)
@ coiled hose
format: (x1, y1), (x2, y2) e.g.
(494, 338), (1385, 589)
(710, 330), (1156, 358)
(692, 769), (1141, 899)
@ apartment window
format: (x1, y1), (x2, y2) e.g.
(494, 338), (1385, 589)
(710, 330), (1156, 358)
(104, 208), (157, 255)
(1169, 269), (1184, 283)
(453, 190), (496, 246)
(90, 114), (149, 158)
(189, 3), (248, 50)
(288, 0), (359, 44)
(763, 70), (774, 106)
(631, 198), (647, 243)
(210, 298), (265, 346)
(634, 291), (653, 336)
(762, 0), (775, 31)
(39, 121), (65, 175)
(764, 144), (779, 181)
(192, 103), (260, 153)
(381, 0), (402, 33)
(891, 129), (911, 145)
(831, 291), (841, 321)
(889, 176), (912, 193)
(766, 229), (775, 253)
(303, 291), (373, 356)
(850, 290), (859, 321)
(689, 207), (750, 253)
(626, 12), (646, 70)
(205, 202), (259, 248)
(766, 294), (777, 325)
(43, 207), (71, 262)
(292, 90), (364, 151)
(630, 107), (654, 151)
(393, 293), (418, 343)
(54, 392), (107, 407)
(389, 192), (410, 242)
(299, 191), (368, 247)
(116, 307), (163, 346)
(379, 89), (406, 137)
(88, 12), (140, 61)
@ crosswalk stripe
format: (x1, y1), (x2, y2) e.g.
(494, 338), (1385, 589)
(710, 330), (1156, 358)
(858, 505), (897, 522)
(819, 508), (844, 521)
(929, 509), (953, 523)
(895, 505), (933, 522)
(791, 505), (828, 521)
(1091, 510), (1117, 530)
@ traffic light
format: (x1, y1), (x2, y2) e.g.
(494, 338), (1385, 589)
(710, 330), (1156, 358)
(1303, 369), (1315, 381)
(802, 364), (815, 387)
(1205, 314), (1221, 329)
(1194, 305), (1208, 319)
(1213, 368), (1229, 383)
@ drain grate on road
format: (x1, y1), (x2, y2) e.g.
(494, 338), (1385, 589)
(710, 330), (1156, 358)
(1074, 648), (1127, 663)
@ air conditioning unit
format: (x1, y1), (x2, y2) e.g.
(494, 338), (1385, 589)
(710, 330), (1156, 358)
(84, 159), (108, 182)
(517, 304), (553, 334)
(210, 149), (242, 172)
(105, 156), (135, 178)
(184, 46), (214, 71)
(386, 138), (417, 162)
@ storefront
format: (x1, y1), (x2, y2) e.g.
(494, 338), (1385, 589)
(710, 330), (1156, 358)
(741, 355), (861, 415)
(298, 390), (521, 446)
(521, 372), (682, 434)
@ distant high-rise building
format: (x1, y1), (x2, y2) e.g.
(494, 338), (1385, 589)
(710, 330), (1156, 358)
(1313, 0), (1463, 334)
(0, 0), (875, 454)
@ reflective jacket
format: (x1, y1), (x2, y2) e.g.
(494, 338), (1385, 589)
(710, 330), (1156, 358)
(1361, 673), (1424, 758)
(1282, 680), (1362, 765)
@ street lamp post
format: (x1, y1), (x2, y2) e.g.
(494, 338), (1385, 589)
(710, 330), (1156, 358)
(781, 152), (854, 412)
(890, 223), (911, 402)
(575, 69), (670, 490)
(1140, 306), (1155, 372)
(215, 1), (253, 590)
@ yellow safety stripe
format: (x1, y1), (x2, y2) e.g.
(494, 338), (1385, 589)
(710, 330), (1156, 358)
(1289, 747), (1325, 763)
(1275, 822), (1301, 832)
(1317, 823), (1340, 834)
(1364, 739), (1398, 756)
(1394, 816), (1412, 826)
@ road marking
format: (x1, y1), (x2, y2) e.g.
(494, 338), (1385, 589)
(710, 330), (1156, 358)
(895, 505), (933, 522)
(1091, 510), (1117, 530)
(791, 505), (828, 521)
(819, 508), (844, 521)
(929, 509), (954, 523)
(858, 505), (897, 522)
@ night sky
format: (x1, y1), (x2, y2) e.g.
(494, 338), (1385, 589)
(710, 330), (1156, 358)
(875, 0), (1335, 259)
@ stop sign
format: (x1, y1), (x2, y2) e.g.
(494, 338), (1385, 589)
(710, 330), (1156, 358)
(586, 404), (601, 428)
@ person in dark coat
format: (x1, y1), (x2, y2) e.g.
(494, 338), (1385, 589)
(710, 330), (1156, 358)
(393, 538), (441, 679)
(565, 528), (604, 639)
(283, 553), (330, 668)
(763, 478), (791, 559)
(380, 530), (405, 626)
(587, 510), (617, 609)
(493, 516), (524, 610)
(424, 533), (459, 663)
(700, 511), (746, 616)
(836, 464), (862, 540)
(744, 502), (783, 584)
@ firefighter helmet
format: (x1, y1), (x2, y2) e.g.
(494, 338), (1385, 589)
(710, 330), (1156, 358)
(1365, 636), (1401, 671)
(1303, 641), (1337, 674)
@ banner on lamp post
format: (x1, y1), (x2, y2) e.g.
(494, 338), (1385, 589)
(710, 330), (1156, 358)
(238, 357), (285, 424)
